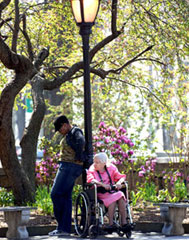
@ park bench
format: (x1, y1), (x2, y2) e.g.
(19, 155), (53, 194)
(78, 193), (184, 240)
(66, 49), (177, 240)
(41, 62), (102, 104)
(0, 206), (36, 239)
(154, 203), (189, 236)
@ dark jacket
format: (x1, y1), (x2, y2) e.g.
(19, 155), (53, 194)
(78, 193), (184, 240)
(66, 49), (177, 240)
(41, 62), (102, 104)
(66, 126), (86, 162)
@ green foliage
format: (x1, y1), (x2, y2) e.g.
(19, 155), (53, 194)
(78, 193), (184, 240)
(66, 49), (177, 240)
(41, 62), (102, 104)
(130, 190), (143, 207)
(131, 182), (157, 205)
(72, 184), (82, 204)
(0, 188), (15, 207)
(172, 179), (187, 202)
(131, 178), (188, 205)
(32, 184), (82, 215)
(33, 185), (53, 215)
(155, 189), (172, 203)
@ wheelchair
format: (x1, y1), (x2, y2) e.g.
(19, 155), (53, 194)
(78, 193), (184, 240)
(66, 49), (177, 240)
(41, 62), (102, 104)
(74, 181), (135, 238)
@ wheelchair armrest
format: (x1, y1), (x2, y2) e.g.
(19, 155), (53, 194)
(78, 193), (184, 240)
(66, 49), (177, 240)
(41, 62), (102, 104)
(85, 182), (94, 187)
(122, 181), (128, 187)
(84, 182), (98, 191)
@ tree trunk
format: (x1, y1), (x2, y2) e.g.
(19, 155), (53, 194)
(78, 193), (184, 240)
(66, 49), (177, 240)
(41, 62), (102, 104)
(0, 73), (35, 204)
(20, 75), (46, 191)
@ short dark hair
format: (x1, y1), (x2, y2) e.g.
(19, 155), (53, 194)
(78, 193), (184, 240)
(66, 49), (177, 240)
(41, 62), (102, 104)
(54, 115), (69, 132)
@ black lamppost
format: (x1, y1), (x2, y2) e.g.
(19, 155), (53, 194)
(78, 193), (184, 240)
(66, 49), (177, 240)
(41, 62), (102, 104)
(71, 0), (100, 165)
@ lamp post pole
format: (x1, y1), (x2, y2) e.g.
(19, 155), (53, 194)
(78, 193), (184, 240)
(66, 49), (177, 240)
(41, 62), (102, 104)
(71, 0), (100, 166)
(80, 25), (93, 163)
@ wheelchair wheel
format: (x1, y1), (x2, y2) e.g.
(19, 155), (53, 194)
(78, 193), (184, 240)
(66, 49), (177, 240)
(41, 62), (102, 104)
(88, 224), (99, 238)
(74, 191), (91, 237)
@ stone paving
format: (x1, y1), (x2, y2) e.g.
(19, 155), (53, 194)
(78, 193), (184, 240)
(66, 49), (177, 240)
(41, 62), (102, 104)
(1, 232), (189, 240)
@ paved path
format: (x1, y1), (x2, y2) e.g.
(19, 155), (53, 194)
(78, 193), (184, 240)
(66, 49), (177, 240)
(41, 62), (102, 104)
(1, 232), (189, 240)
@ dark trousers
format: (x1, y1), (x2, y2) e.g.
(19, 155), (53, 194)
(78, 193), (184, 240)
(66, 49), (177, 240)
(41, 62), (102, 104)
(51, 162), (82, 232)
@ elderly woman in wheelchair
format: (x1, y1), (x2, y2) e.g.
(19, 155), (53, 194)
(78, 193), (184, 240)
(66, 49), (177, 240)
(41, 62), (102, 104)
(74, 152), (134, 238)
(87, 152), (127, 228)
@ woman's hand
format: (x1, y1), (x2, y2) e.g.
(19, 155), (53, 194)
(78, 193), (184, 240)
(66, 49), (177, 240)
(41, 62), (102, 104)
(102, 183), (111, 190)
(91, 180), (111, 190)
(115, 183), (122, 190)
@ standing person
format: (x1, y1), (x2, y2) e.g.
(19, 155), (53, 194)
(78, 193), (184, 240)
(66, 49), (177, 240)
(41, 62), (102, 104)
(48, 115), (85, 236)
(87, 152), (127, 228)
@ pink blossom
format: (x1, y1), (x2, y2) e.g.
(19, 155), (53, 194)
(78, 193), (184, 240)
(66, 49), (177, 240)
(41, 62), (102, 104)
(141, 165), (146, 171)
(96, 142), (101, 147)
(105, 137), (110, 143)
(128, 140), (134, 147)
(99, 121), (106, 129)
(170, 176), (174, 185)
(36, 173), (41, 179)
(176, 172), (182, 177)
(115, 149), (121, 154)
(128, 150), (134, 155)
(122, 153), (128, 158)
(93, 136), (99, 140)
(129, 159), (134, 164)
(119, 127), (127, 133)
(146, 160), (150, 166)
(113, 144), (120, 149)
(120, 136), (127, 142)
(139, 171), (145, 177)
(151, 160), (156, 167)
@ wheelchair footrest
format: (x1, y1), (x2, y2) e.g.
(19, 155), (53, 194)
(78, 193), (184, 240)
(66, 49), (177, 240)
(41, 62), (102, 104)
(104, 224), (117, 234)
(120, 223), (135, 232)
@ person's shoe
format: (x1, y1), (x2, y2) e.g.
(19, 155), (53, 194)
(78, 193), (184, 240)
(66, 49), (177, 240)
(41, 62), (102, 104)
(48, 229), (70, 236)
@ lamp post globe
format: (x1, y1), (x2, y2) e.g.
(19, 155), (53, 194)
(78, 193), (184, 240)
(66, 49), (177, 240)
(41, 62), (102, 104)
(71, 0), (100, 24)
(71, 0), (100, 168)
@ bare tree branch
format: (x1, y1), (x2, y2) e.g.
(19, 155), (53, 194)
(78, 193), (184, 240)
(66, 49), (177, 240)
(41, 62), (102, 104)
(135, 57), (166, 66)
(90, 0), (123, 61)
(12, 0), (19, 53)
(0, 17), (12, 29)
(89, 32), (121, 60)
(0, 0), (11, 19)
(34, 47), (50, 70)
(107, 45), (154, 74)
(111, 0), (118, 34)
(90, 45), (167, 79)
(0, 37), (37, 75)
(43, 62), (83, 90)
(20, 14), (34, 61)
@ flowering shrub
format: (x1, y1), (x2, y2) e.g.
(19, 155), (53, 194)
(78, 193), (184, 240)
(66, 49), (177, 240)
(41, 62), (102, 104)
(138, 158), (157, 179)
(162, 170), (185, 186)
(35, 137), (60, 187)
(135, 163), (188, 203)
(93, 122), (134, 164)
(158, 169), (188, 202)
(154, 177), (187, 203)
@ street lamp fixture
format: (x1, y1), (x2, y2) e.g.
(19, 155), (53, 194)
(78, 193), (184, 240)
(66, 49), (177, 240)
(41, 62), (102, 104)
(71, 0), (100, 166)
